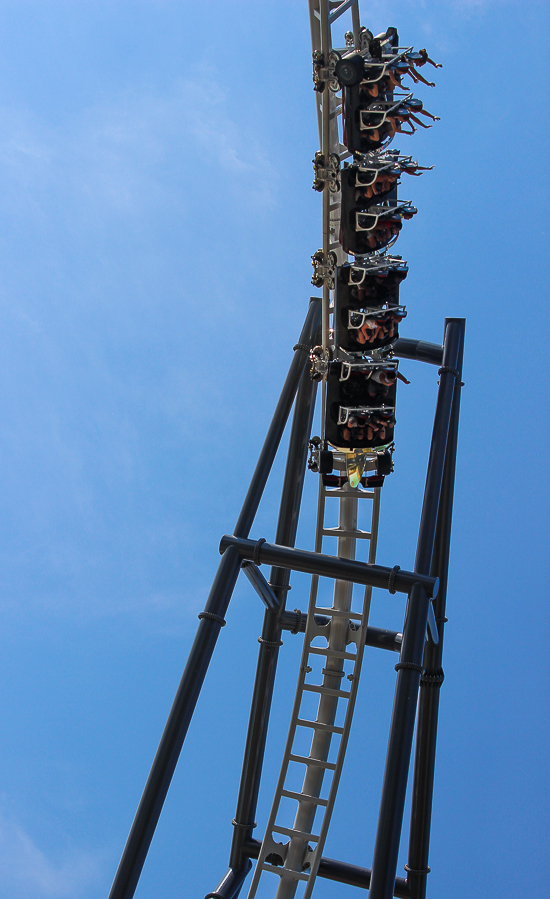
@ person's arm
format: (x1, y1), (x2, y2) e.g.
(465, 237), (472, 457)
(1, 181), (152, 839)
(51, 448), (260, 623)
(415, 107), (440, 121)
(394, 119), (416, 134)
(408, 65), (435, 87)
(408, 113), (432, 129)
(388, 70), (403, 89)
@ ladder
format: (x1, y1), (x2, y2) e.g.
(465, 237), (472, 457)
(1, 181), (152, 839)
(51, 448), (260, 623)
(247, 457), (381, 899)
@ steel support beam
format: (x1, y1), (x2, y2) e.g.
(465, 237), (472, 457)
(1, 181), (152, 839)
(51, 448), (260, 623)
(108, 299), (321, 899)
(219, 535), (438, 598)
(368, 319), (464, 899)
(242, 561), (281, 614)
(406, 319), (465, 899)
(205, 864), (252, 899)
(393, 338), (444, 367)
(214, 363), (319, 898)
(233, 299), (321, 540)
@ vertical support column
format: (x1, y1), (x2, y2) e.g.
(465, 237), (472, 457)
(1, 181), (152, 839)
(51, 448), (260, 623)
(406, 320), (465, 899)
(368, 320), (464, 899)
(108, 300), (321, 899)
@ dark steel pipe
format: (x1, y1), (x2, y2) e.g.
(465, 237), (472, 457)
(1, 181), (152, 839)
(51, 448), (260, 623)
(204, 861), (252, 899)
(368, 582), (431, 899)
(368, 320), (463, 899)
(241, 561), (281, 613)
(406, 319), (465, 899)
(364, 626), (403, 653)
(316, 857), (409, 898)
(414, 321), (463, 576)
(108, 301), (321, 899)
(393, 337), (443, 367)
(108, 546), (241, 899)
(227, 363), (318, 876)
(219, 535), (438, 598)
(242, 840), (410, 897)
(233, 299), (321, 538)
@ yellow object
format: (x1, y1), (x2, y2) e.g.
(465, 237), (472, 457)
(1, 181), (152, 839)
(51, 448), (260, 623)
(346, 450), (368, 488)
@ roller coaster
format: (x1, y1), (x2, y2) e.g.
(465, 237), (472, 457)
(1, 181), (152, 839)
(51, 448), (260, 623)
(108, 3), (465, 899)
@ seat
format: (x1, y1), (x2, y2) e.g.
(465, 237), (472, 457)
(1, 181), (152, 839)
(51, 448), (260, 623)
(325, 362), (397, 450)
(335, 263), (407, 354)
(340, 201), (416, 256)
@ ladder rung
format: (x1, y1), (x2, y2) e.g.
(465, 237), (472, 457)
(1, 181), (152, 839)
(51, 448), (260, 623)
(260, 862), (310, 882)
(272, 824), (320, 842)
(322, 527), (372, 539)
(303, 683), (351, 699)
(281, 789), (329, 806)
(314, 607), (363, 621)
(309, 646), (357, 661)
(289, 754), (337, 770)
(295, 718), (344, 734)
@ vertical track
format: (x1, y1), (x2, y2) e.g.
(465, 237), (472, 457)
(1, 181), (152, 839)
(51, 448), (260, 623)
(276, 488), (358, 899)
(246, 5), (383, 897)
(247, 459), (381, 899)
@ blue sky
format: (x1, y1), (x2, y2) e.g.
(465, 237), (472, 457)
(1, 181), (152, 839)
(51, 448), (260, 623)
(0, 1), (548, 897)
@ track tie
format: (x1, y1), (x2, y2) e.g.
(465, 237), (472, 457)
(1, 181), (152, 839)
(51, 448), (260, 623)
(303, 683), (351, 699)
(281, 789), (329, 806)
(271, 824), (320, 841)
(288, 754), (337, 770)
(295, 718), (344, 734)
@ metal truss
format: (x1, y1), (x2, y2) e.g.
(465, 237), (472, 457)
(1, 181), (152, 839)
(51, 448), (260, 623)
(107, 4), (465, 899)
(107, 317), (464, 899)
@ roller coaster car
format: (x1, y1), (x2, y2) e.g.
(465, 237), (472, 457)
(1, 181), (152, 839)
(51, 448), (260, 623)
(337, 261), (408, 305)
(335, 264), (407, 350)
(338, 303), (406, 353)
(325, 361), (397, 450)
(340, 201), (416, 256)
(340, 161), (400, 209)
(342, 88), (400, 154)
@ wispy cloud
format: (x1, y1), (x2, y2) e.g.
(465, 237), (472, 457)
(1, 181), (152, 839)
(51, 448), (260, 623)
(0, 69), (276, 222)
(0, 813), (100, 898)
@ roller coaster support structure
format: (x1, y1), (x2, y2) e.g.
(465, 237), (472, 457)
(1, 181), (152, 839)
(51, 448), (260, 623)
(108, 298), (322, 899)
(406, 321), (465, 899)
(368, 318), (465, 899)
(108, 314), (464, 899)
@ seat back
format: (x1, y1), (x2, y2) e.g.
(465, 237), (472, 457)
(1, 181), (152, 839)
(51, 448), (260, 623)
(325, 361), (398, 450)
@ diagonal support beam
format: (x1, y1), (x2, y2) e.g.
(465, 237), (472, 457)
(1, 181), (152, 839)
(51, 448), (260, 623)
(107, 299), (321, 899)
(224, 360), (319, 891)
(241, 561), (281, 614)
